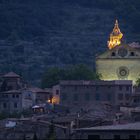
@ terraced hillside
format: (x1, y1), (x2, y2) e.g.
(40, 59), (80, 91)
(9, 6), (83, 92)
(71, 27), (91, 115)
(0, 0), (139, 86)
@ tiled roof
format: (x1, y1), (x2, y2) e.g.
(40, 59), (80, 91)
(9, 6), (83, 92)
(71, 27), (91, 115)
(60, 80), (132, 86)
(3, 72), (20, 78)
(76, 122), (140, 131)
(1, 90), (21, 94)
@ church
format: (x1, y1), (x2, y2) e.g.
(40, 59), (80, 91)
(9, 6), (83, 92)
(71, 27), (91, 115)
(96, 20), (140, 84)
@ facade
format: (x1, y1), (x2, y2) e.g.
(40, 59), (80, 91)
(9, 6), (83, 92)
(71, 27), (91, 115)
(0, 72), (24, 113)
(52, 85), (60, 104)
(59, 80), (133, 107)
(0, 90), (22, 113)
(96, 21), (140, 84)
(22, 87), (50, 109)
(0, 72), (50, 113)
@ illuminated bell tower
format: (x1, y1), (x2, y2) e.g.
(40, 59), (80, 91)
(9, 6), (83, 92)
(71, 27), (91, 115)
(108, 20), (123, 49)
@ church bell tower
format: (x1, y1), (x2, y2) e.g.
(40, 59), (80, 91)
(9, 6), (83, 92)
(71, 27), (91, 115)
(108, 20), (123, 49)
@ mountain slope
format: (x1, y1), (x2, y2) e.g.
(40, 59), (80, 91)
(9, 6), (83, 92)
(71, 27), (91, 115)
(0, 0), (139, 86)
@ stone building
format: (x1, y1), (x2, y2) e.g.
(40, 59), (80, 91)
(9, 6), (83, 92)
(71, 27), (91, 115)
(0, 72), (25, 113)
(0, 90), (22, 113)
(74, 122), (140, 139)
(51, 85), (60, 104)
(59, 80), (133, 108)
(96, 20), (140, 84)
(0, 72), (50, 113)
(22, 87), (51, 109)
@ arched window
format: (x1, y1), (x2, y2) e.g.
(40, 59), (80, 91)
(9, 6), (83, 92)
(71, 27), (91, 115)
(130, 52), (135, 56)
(111, 52), (116, 56)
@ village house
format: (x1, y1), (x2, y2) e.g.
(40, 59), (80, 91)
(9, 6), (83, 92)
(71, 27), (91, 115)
(22, 87), (51, 109)
(59, 80), (133, 108)
(0, 72), (51, 113)
(0, 72), (25, 113)
(73, 122), (140, 139)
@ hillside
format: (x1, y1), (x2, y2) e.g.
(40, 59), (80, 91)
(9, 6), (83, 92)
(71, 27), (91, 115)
(0, 0), (140, 86)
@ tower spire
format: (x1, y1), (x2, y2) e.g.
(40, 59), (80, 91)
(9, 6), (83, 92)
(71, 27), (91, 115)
(108, 19), (123, 49)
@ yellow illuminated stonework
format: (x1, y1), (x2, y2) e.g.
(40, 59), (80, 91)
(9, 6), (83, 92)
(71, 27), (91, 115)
(96, 20), (140, 85)
(96, 43), (140, 84)
(108, 20), (123, 49)
(52, 96), (60, 104)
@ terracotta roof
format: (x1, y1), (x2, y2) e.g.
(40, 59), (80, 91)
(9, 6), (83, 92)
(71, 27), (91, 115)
(3, 72), (20, 78)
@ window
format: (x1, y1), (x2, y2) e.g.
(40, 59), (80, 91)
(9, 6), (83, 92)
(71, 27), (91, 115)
(2, 94), (8, 98)
(111, 52), (116, 56)
(125, 94), (130, 100)
(7, 86), (13, 90)
(12, 94), (15, 98)
(118, 93), (123, 100)
(130, 52), (135, 56)
(96, 86), (99, 91)
(108, 86), (111, 89)
(62, 93), (67, 101)
(73, 94), (78, 101)
(85, 93), (90, 101)
(119, 86), (123, 91)
(3, 103), (7, 108)
(129, 135), (136, 139)
(96, 93), (100, 101)
(126, 86), (130, 91)
(16, 95), (19, 98)
(56, 90), (59, 95)
(134, 99), (136, 103)
(14, 103), (17, 108)
(114, 135), (120, 139)
(108, 93), (111, 101)
(88, 135), (100, 139)
(74, 86), (77, 91)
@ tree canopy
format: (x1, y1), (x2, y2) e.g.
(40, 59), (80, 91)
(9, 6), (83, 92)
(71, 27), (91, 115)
(41, 64), (101, 88)
(136, 77), (140, 87)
